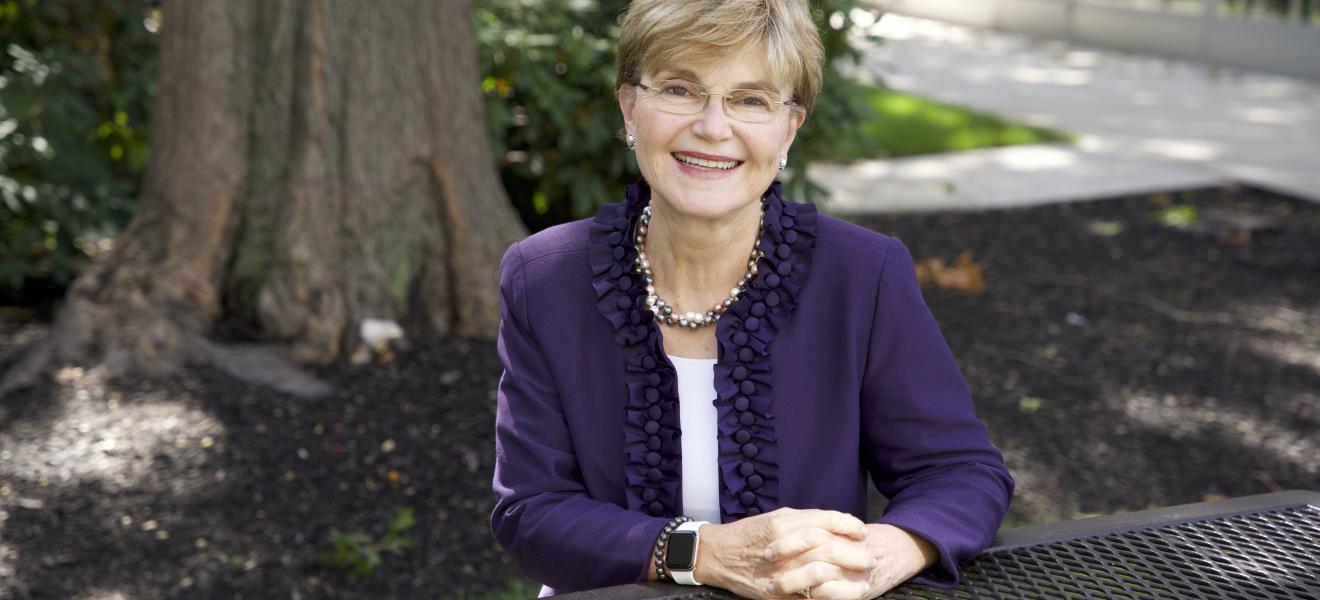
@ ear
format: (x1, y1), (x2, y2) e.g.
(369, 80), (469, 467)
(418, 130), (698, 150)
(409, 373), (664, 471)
(618, 86), (638, 134)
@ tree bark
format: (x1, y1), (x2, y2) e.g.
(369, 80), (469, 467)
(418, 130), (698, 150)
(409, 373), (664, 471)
(2, 0), (524, 397)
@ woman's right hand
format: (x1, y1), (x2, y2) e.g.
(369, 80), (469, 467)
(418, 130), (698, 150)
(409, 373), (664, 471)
(694, 507), (877, 600)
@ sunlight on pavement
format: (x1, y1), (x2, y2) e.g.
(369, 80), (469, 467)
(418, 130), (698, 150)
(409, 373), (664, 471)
(0, 368), (225, 492)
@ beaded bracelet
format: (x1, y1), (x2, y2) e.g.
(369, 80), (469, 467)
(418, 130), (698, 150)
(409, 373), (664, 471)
(653, 515), (693, 581)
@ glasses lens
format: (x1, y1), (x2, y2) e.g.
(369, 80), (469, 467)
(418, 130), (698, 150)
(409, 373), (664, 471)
(648, 80), (704, 114)
(726, 90), (777, 123)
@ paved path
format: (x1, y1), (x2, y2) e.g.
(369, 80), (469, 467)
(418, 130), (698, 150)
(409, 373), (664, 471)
(811, 13), (1320, 213)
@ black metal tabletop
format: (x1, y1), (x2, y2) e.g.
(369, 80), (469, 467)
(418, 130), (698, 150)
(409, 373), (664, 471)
(550, 490), (1320, 599)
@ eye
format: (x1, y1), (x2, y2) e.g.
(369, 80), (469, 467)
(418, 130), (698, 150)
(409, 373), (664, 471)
(734, 91), (772, 108)
(659, 80), (698, 97)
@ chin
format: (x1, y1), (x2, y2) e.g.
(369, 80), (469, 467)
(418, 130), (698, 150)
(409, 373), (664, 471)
(651, 170), (769, 220)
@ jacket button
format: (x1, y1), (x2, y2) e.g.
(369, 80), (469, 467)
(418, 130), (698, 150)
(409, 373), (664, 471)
(735, 429), (751, 444)
(643, 488), (657, 502)
(646, 452), (661, 466)
(739, 381), (756, 396)
(644, 421), (660, 435)
(765, 291), (781, 307)
(647, 373), (661, 386)
(738, 348), (754, 362)
(645, 388), (660, 404)
(741, 443), (759, 458)
(612, 246), (626, 260)
(642, 356), (656, 370)
(733, 332), (750, 346)
(608, 231), (623, 245)
(748, 474), (764, 489)
(784, 230), (799, 244)
(740, 463), (755, 476)
(765, 273), (781, 288)
(647, 436), (661, 450)
(776, 244), (791, 259)
(780, 216), (795, 229)
(747, 506), (762, 516)
(648, 501), (664, 515)
(741, 491), (757, 506)
(732, 366), (748, 381)
(745, 317), (760, 331)
(647, 405), (662, 420)
(776, 261), (793, 276)
(647, 468), (662, 482)
(750, 302), (767, 317)
(617, 276), (633, 291)
(734, 397), (750, 412)
(739, 411), (756, 426)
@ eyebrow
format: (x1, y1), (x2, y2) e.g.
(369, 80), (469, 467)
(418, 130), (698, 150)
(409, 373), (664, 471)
(657, 68), (780, 93)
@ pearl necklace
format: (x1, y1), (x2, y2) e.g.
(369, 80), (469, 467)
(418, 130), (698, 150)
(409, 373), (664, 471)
(632, 203), (766, 329)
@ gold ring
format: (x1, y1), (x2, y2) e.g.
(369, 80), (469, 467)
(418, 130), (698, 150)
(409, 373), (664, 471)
(798, 587), (813, 599)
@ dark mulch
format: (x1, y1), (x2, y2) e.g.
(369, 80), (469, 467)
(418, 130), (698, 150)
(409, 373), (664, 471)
(0, 183), (1317, 598)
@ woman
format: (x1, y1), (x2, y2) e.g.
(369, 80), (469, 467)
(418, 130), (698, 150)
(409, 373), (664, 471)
(490, 1), (1014, 598)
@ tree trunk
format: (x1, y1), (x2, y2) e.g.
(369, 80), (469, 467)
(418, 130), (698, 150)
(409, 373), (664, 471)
(2, 0), (524, 397)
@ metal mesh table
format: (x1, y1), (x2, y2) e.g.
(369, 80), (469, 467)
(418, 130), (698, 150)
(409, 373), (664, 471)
(551, 490), (1320, 599)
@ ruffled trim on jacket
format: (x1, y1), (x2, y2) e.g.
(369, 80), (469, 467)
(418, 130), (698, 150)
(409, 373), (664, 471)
(588, 179), (817, 520)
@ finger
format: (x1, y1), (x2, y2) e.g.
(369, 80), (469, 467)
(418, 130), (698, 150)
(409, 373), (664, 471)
(788, 509), (869, 540)
(764, 529), (875, 571)
(764, 526), (829, 561)
(791, 539), (877, 572)
(812, 578), (871, 600)
(766, 560), (844, 597)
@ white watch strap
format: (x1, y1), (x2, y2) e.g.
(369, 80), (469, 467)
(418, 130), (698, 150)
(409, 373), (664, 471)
(671, 521), (709, 585)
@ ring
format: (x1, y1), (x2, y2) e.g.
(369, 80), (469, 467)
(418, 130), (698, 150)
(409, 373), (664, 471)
(798, 587), (813, 599)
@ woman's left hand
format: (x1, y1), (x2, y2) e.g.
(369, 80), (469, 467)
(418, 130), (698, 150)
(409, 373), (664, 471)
(762, 523), (939, 600)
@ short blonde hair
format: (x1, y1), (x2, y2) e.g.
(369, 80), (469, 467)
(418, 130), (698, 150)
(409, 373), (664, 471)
(616, 0), (825, 115)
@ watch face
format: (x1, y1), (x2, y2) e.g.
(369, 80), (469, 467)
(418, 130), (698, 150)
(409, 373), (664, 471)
(665, 531), (698, 570)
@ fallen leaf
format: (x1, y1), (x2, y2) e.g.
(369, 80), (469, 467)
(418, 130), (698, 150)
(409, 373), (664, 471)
(915, 250), (986, 293)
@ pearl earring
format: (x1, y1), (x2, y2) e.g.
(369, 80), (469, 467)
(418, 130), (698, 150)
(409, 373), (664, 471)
(778, 155), (787, 171)
(627, 132), (637, 151)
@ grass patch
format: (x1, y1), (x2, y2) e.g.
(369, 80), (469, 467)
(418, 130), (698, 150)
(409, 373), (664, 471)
(819, 83), (1075, 163)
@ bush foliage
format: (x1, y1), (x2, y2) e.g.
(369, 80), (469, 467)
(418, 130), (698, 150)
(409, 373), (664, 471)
(0, 0), (157, 295)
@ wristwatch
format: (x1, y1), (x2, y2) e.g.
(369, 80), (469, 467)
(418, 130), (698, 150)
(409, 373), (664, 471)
(665, 520), (709, 585)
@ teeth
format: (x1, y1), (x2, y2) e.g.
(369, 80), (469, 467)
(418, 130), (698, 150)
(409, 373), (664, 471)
(674, 153), (738, 170)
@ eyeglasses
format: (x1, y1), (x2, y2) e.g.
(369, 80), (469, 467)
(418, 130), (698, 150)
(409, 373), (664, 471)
(634, 79), (801, 124)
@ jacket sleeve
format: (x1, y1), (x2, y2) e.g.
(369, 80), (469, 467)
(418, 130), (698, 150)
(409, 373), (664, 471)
(489, 241), (670, 593)
(861, 237), (1015, 588)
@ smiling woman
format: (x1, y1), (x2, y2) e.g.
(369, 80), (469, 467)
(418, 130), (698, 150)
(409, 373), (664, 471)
(489, 1), (1015, 599)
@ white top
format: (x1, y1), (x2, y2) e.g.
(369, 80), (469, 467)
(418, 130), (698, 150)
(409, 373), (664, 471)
(668, 355), (722, 524)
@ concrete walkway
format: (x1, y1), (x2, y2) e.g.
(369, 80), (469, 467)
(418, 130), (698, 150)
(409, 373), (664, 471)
(811, 13), (1320, 213)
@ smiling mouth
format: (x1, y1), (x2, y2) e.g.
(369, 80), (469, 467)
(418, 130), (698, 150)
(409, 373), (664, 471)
(672, 153), (742, 171)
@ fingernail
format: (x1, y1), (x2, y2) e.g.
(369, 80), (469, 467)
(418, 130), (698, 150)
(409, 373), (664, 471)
(762, 547), (773, 560)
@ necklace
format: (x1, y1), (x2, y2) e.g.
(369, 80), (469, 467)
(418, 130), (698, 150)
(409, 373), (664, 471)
(632, 203), (766, 329)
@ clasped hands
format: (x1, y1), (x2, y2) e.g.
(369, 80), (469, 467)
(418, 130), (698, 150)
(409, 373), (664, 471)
(692, 507), (937, 600)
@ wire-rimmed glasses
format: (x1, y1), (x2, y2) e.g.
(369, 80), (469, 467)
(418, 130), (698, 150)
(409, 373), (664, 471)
(634, 79), (800, 123)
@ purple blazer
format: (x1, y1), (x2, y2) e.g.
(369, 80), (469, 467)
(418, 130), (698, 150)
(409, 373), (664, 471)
(491, 180), (1014, 597)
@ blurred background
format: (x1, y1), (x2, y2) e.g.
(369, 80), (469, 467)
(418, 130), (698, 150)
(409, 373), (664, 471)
(0, 0), (1317, 597)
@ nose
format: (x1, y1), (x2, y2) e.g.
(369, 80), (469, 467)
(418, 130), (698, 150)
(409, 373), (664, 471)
(691, 93), (733, 141)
